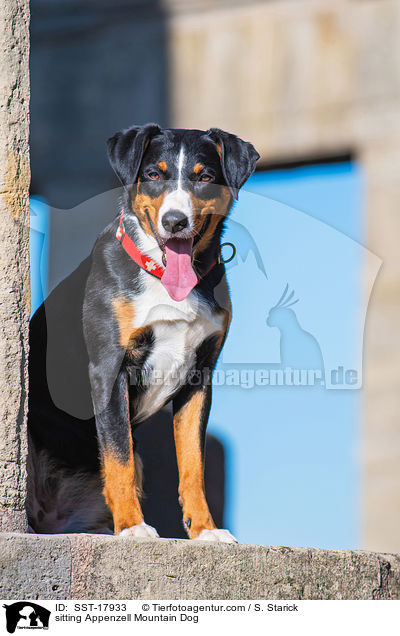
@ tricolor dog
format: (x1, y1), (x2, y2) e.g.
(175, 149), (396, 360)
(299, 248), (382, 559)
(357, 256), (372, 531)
(27, 124), (259, 541)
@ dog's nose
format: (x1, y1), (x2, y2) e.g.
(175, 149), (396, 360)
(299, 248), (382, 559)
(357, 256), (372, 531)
(161, 210), (188, 234)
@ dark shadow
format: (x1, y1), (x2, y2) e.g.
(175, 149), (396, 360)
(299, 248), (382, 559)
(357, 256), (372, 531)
(135, 405), (226, 539)
(30, 0), (169, 209)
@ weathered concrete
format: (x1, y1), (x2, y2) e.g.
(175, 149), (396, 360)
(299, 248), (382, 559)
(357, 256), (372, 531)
(361, 140), (400, 553)
(1, 534), (400, 600)
(168, 0), (400, 160)
(0, 1), (30, 531)
(0, 534), (71, 599)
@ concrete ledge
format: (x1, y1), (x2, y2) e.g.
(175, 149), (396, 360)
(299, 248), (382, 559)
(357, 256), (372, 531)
(1, 533), (400, 600)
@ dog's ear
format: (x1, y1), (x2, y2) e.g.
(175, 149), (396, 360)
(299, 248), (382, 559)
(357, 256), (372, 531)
(206, 128), (260, 199)
(107, 123), (161, 187)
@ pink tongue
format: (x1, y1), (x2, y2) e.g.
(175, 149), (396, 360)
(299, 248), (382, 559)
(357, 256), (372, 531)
(161, 238), (198, 301)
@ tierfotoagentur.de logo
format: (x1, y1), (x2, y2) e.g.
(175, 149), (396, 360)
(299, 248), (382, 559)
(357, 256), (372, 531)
(2, 602), (51, 634)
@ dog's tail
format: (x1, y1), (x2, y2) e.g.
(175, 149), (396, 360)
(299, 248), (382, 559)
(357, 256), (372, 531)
(26, 434), (143, 534)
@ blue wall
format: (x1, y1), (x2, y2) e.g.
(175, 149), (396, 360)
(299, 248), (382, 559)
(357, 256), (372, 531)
(29, 196), (49, 317)
(209, 162), (364, 548)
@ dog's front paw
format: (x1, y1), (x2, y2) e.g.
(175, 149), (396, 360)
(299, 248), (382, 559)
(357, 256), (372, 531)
(118, 521), (159, 539)
(194, 528), (238, 543)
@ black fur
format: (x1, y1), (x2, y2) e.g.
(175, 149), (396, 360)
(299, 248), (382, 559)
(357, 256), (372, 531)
(206, 128), (260, 198)
(27, 124), (259, 535)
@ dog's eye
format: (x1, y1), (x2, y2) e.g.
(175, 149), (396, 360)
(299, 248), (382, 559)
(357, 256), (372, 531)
(148, 171), (160, 180)
(200, 174), (213, 182)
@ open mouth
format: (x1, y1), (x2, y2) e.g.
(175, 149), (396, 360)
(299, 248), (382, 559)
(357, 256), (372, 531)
(144, 210), (199, 301)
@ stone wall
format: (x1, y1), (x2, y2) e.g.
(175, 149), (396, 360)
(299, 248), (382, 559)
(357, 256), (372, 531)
(1, 534), (400, 600)
(0, 0), (30, 531)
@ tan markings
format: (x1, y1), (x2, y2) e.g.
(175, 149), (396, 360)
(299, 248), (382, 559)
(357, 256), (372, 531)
(216, 142), (223, 158)
(113, 297), (136, 349)
(158, 161), (167, 172)
(112, 297), (152, 351)
(174, 391), (216, 538)
(133, 178), (141, 203)
(193, 163), (204, 175)
(190, 186), (232, 255)
(102, 448), (143, 534)
(190, 194), (217, 225)
(196, 212), (220, 251)
(132, 191), (166, 237)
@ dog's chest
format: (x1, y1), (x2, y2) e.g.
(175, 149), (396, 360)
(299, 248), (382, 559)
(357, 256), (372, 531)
(130, 274), (223, 421)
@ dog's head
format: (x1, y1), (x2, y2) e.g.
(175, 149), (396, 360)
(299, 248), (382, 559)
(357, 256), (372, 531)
(107, 124), (259, 300)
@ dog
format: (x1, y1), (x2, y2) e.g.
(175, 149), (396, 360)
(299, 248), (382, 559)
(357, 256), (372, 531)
(27, 124), (259, 542)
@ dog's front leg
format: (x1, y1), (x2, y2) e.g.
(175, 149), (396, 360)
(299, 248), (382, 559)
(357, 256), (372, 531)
(173, 383), (237, 543)
(89, 365), (158, 538)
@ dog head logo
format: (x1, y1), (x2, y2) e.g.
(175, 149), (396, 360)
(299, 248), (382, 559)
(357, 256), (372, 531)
(3, 602), (50, 633)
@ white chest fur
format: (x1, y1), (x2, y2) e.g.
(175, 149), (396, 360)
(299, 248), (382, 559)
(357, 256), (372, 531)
(131, 271), (224, 422)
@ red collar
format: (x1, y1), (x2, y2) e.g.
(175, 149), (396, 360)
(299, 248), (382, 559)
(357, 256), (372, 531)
(115, 211), (219, 283)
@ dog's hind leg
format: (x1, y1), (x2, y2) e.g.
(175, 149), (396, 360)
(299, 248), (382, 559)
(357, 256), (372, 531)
(26, 434), (113, 534)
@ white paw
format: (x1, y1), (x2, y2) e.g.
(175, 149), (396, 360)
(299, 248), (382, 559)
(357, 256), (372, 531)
(118, 521), (159, 539)
(194, 528), (238, 543)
